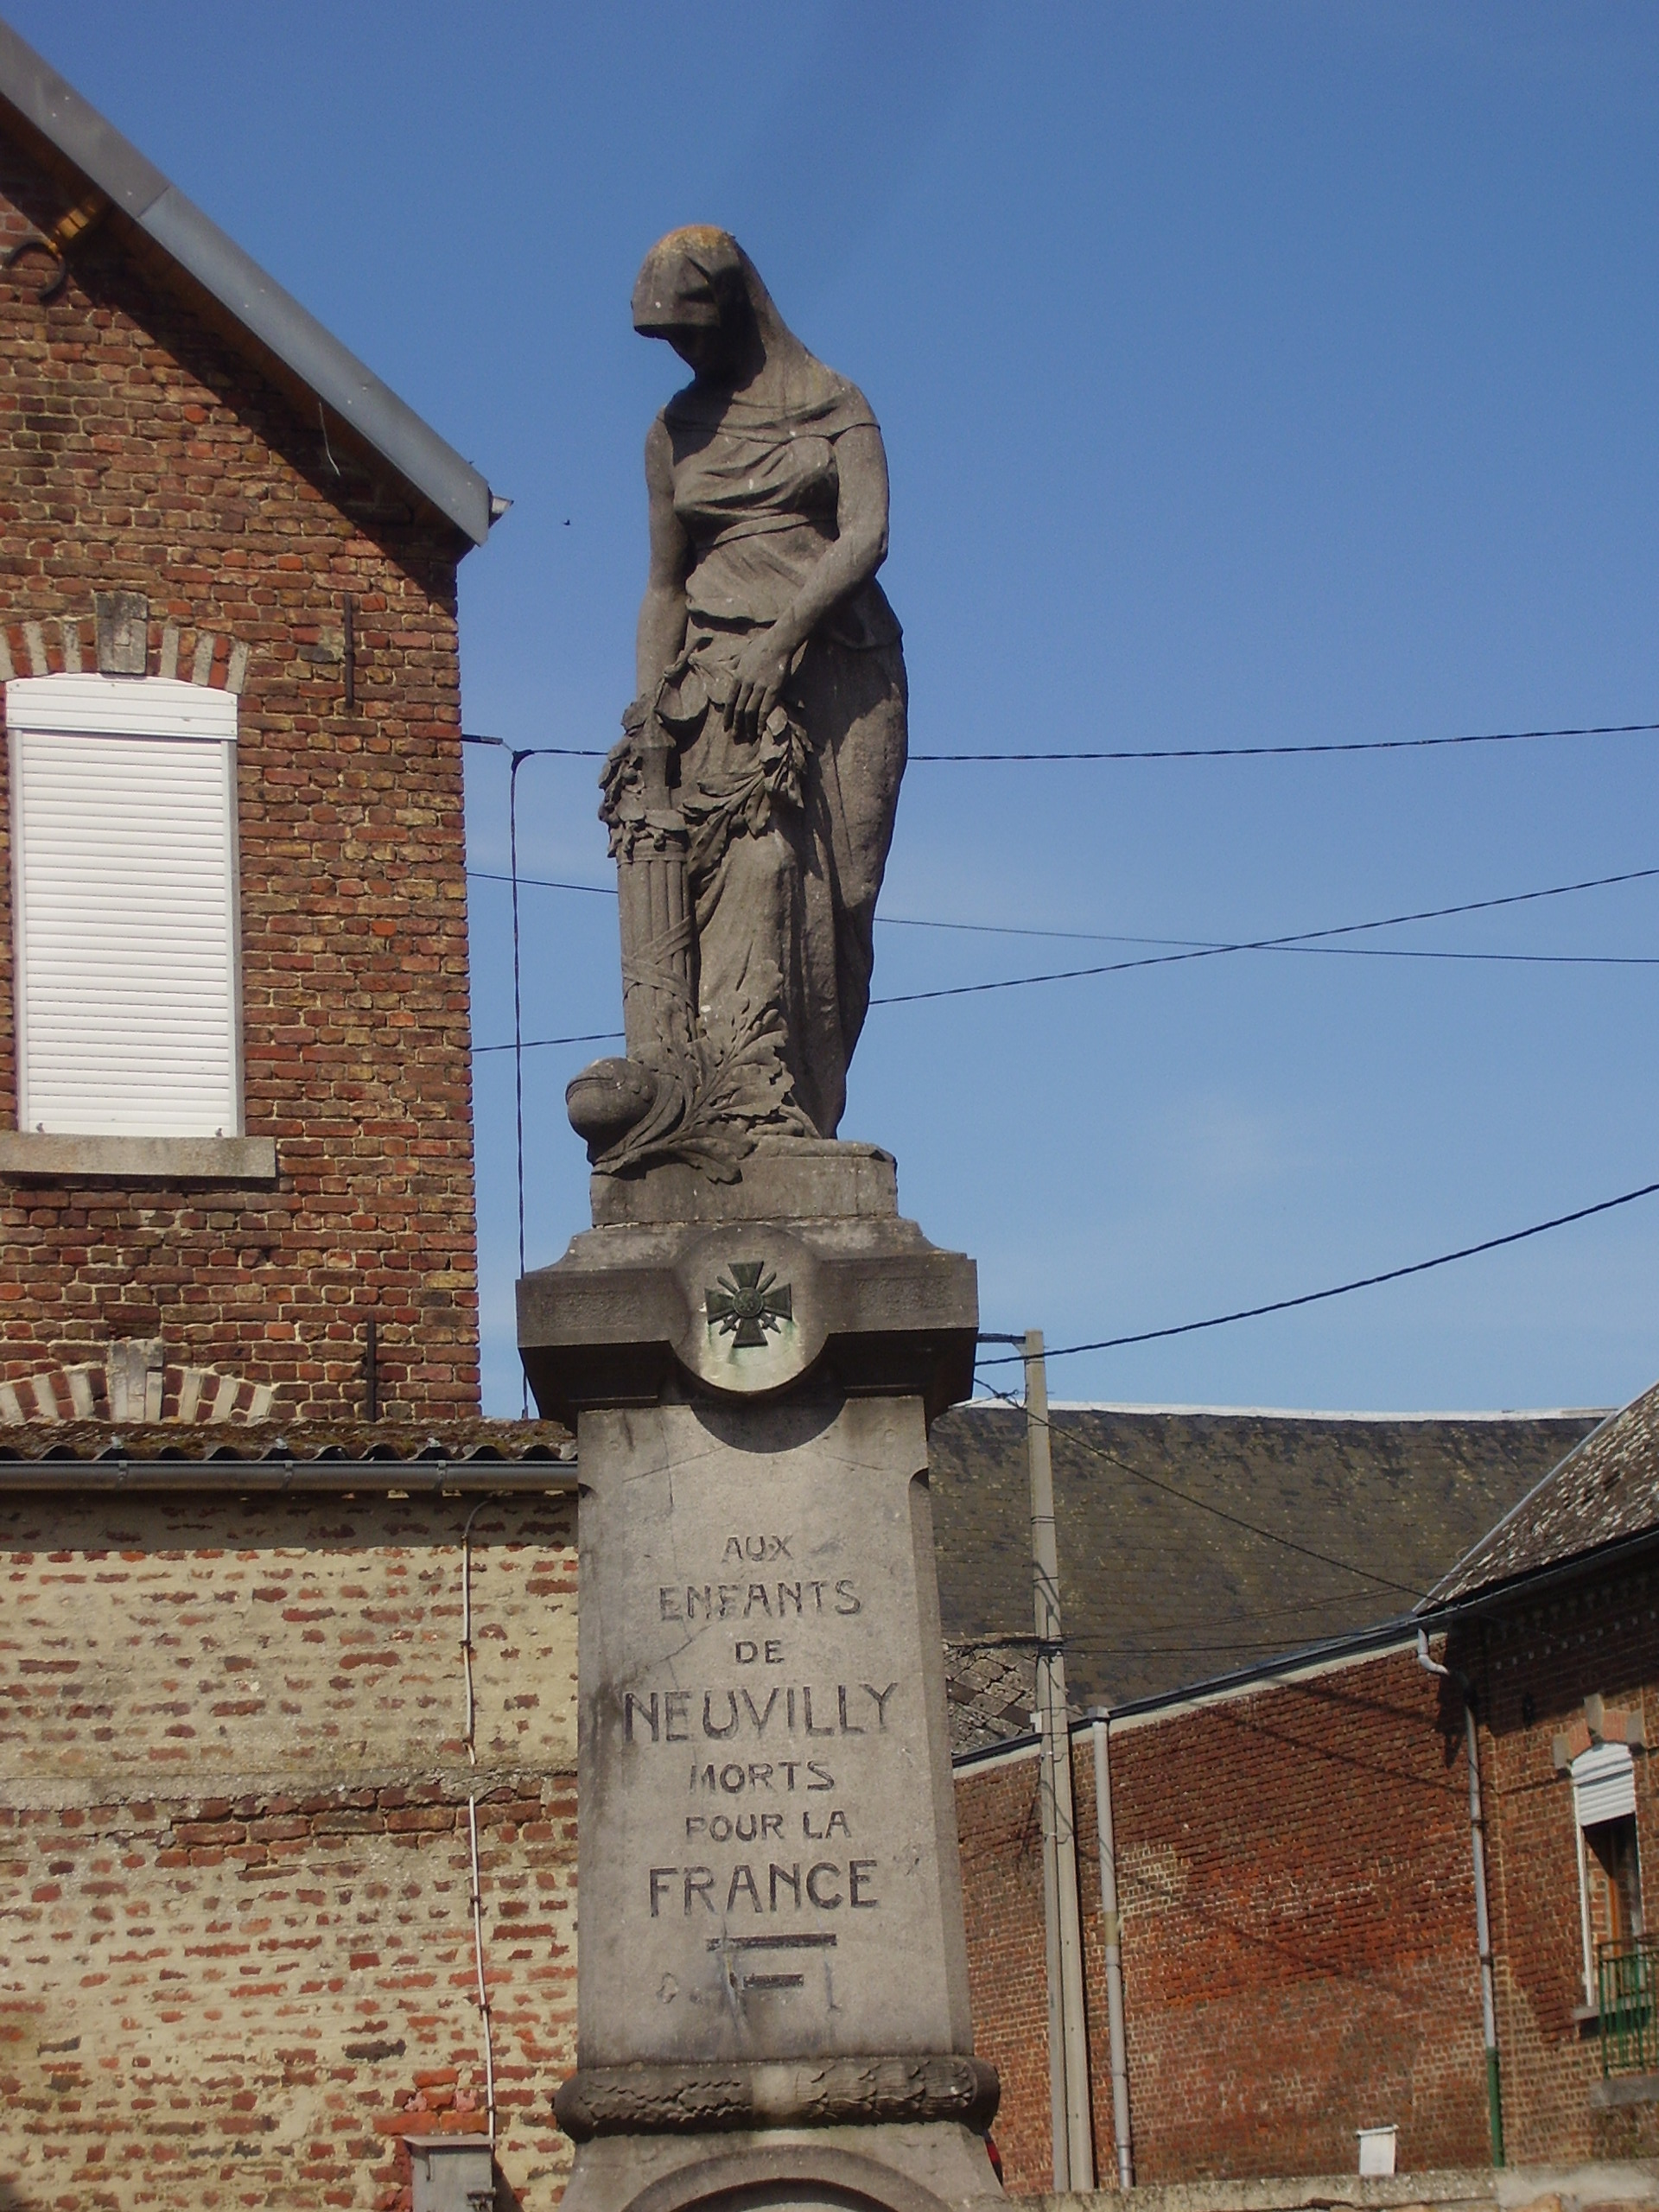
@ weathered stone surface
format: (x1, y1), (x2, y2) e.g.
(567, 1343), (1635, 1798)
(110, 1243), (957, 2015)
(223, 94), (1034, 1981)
(0, 1132), (278, 1181)
(574, 1395), (972, 2069)
(526, 225), (998, 2212)
(543, 1350), (1006, 2212)
(556, 2054), (1000, 2139)
(92, 588), (148, 674)
(593, 1141), (899, 1229)
(518, 1206), (976, 1431)
(562, 2126), (1003, 2212)
(568, 230), (908, 1178)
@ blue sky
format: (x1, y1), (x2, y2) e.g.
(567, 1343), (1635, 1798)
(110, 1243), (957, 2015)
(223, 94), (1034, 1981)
(17, 2), (1659, 1416)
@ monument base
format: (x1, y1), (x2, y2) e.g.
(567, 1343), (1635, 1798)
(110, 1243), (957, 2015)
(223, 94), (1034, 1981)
(558, 2119), (1005, 2212)
(518, 1143), (1001, 2212)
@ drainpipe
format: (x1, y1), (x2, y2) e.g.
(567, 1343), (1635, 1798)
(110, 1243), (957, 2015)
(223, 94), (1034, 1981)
(1417, 1628), (1503, 2166)
(1090, 1713), (1134, 2189)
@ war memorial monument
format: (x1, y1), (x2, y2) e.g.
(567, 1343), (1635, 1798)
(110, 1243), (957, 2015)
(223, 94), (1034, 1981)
(518, 228), (1006, 2212)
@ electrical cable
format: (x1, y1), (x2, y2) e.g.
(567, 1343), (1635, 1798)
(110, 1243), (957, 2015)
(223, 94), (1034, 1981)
(508, 753), (530, 1416)
(469, 869), (617, 897)
(474, 1027), (624, 1057)
(976, 1173), (1659, 1369)
(907, 718), (1659, 761)
(872, 865), (1659, 1008)
(461, 716), (1659, 766)
(471, 861), (1659, 1052)
(973, 1377), (1426, 1597)
(466, 870), (1659, 966)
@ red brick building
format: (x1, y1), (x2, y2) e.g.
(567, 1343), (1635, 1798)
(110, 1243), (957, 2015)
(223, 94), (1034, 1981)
(0, 17), (499, 1428)
(950, 1385), (1659, 2195)
(0, 28), (589, 2211)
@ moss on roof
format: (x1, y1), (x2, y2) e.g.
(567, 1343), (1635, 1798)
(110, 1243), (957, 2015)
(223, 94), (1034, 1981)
(929, 1402), (1601, 1736)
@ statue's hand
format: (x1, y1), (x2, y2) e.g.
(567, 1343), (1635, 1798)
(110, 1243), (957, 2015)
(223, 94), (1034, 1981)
(727, 629), (793, 742)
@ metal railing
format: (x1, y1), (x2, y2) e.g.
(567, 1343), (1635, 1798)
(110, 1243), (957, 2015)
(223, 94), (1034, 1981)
(1598, 1936), (1659, 2076)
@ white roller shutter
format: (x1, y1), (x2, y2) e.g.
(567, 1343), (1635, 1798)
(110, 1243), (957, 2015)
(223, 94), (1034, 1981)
(1573, 1740), (1637, 1827)
(8, 674), (241, 1138)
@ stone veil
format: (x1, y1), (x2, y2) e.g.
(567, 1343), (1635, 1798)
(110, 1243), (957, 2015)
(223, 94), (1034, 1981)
(568, 226), (907, 1183)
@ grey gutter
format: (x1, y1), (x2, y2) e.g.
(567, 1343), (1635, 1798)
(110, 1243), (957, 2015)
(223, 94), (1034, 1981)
(0, 1457), (575, 1495)
(0, 16), (500, 546)
(1414, 1520), (1659, 1633)
(950, 1614), (1422, 1771)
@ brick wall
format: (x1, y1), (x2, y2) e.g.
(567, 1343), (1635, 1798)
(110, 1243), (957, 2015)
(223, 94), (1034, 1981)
(955, 1745), (1053, 2193)
(1463, 1562), (1659, 2164)
(0, 1486), (581, 2209)
(957, 1645), (1493, 2189)
(0, 125), (481, 1421)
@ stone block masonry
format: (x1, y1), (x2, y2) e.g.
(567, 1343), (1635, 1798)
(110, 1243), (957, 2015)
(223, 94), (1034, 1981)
(0, 1489), (583, 2208)
(0, 127), (481, 1421)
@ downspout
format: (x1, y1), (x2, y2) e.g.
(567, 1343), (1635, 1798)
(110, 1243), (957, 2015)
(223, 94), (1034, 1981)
(1090, 1714), (1134, 2188)
(1417, 1628), (1503, 2166)
(461, 1499), (499, 2145)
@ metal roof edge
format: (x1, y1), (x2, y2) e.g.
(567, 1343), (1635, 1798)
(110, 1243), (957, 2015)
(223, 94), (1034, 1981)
(949, 1618), (1424, 1770)
(1084, 1618), (1422, 1729)
(1036, 1402), (1611, 1422)
(1079, 1616), (1421, 1726)
(0, 1458), (576, 1495)
(951, 1728), (1039, 1774)
(1415, 1521), (1659, 1630)
(0, 16), (499, 547)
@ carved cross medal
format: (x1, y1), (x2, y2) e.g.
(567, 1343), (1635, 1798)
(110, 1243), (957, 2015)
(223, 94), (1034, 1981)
(705, 1261), (792, 1349)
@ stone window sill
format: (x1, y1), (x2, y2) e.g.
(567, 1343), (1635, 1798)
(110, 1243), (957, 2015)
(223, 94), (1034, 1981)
(0, 1132), (277, 1184)
(1590, 2071), (1659, 2107)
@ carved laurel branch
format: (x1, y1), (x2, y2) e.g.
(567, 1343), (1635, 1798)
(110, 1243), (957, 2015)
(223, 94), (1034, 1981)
(591, 997), (785, 1183)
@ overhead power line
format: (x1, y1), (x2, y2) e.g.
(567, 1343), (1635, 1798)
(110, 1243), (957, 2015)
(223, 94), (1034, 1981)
(872, 864), (1659, 1008)
(908, 718), (1659, 762)
(468, 868), (1659, 969)
(976, 1173), (1659, 1369)
(462, 716), (1659, 766)
(474, 1027), (624, 1056)
(470, 862), (1659, 1053)
(973, 1379), (1423, 1598)
(470, 869), (618, 897)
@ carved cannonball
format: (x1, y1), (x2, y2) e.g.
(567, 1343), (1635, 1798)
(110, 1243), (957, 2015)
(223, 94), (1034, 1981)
(566, 1057), (658, 1161)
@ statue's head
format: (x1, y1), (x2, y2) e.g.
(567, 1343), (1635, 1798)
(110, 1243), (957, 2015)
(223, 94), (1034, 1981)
(632, 226), (742, 331)
(632, 226), (778, 379)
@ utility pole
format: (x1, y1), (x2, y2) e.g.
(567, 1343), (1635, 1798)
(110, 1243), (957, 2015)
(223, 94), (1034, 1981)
(1025, 1328), (1095, 2192)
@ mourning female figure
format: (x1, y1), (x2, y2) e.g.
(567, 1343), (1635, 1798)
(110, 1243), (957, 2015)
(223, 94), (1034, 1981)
(569, 228), (906, 1179)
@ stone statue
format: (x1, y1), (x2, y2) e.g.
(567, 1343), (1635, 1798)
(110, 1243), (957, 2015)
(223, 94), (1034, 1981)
(521, 231), (998, 2212)
(567, 227), (906, 1182)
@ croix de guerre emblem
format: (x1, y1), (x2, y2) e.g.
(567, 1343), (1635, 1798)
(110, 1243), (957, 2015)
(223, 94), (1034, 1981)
(705, 1261), (792, 1349)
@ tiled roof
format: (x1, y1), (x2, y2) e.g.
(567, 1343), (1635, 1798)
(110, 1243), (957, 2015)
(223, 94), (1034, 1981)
(1427, 1376), (1659, 1607)
(0, 1417), (574, 1489)
(928, 1401), (1601, 1745)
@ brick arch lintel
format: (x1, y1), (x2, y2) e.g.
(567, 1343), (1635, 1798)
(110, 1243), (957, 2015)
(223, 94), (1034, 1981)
(0, 1353), (276, 1427)
(0, 610), (251, 692)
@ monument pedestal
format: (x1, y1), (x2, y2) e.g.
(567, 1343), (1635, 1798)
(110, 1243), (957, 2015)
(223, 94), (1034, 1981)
(518, 1144), (1004, 2212)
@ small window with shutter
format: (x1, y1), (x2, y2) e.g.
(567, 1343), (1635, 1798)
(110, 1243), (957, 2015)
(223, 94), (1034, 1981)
(6, 672), (242, 1138)
(1573, 1739), (1643, 2001)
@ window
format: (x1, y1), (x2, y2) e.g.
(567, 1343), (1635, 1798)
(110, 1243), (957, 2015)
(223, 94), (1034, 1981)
(7, 673), (242, 1138)
(1573, 1739), (1643, 1999)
